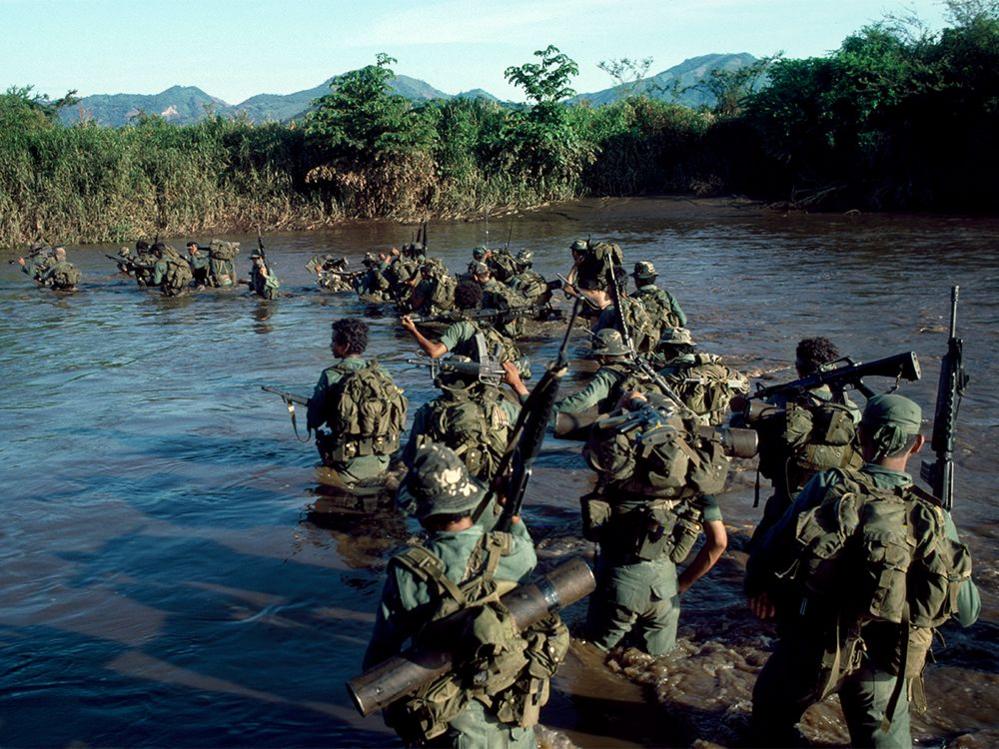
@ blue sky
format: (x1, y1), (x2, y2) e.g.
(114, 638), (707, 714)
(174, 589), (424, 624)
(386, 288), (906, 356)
(1, 0), (951, 103)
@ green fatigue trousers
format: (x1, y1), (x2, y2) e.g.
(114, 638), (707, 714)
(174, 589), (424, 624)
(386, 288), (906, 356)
(751, 634), (912, 749)
(586, 557), (680, 656)
(425, 700), (535, 749)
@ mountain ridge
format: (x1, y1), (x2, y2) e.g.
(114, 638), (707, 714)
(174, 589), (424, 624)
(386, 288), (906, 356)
(59, 53), (757, 127)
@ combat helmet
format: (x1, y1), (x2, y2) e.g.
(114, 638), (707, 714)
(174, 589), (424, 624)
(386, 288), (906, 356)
(659, 327), (695, 347)
(397, 443), (485, 519)
(570, 239), (589, 253)
(632, 261), (657, 282)
(591, 328), (631, 358)
(469, 260), (490, 278)
(516, 249), (533, 268)
(472, 246), (488, 260)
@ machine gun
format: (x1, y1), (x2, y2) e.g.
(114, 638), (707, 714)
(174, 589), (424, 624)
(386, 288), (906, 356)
(408, 354), (507, 386)
(920, 286), (968, 511)
(749, 351), (921, 403)
(261, 386), (311, 441)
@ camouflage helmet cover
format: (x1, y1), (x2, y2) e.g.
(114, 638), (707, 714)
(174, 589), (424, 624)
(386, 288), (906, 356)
(659, 327), (695, 346)
(633, 260), (657, 280)
(399, 444), (485, 518)
(570, 239), (589, 252)
(469, 261), (490, 277)
(591, 328), (630, 357)
(516, 249), (533, 264)
(472, 246), (488, 260)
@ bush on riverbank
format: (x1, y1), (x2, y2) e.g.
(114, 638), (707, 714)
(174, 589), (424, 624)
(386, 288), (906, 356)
(1, 2), (996, 247)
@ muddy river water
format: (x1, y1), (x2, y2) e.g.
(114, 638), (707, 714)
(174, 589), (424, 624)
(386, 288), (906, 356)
(1, 197), (996, 747)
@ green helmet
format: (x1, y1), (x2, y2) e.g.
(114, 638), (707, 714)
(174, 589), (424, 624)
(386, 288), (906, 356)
(570, 239), (589, 252)
(591, 328), (630, 357)
(633, 261), (657, 281)
(473, 246), (488, 260)
(398, 444), (485, 518)
(469, 261), (490, 277)
(516, 249), (533, 266)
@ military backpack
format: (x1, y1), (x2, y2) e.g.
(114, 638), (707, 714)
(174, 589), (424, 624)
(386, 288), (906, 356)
(384, 534), (569, 743)
(660, 354), (750, 427)
(420, 384), (513, 482)
(163, 257), (193, 295)
(49, 263), (80, 289)
(777, 469), (972, 705)
(320, 361), (407, 463)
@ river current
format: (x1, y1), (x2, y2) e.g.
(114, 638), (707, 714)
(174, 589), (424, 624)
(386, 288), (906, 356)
(1, 197), (996, 747)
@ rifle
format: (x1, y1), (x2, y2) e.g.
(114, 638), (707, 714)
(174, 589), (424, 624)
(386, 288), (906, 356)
(408, 354), (507, 386)
(750, 351), (921, 402)
(604, 264), (697, 419)
(261, 386), (311, 441)
(920, 286), (968, 511)
(504, 224), (513, 253)
(408, 304), (548, 326)
(256, 227), (266, 259)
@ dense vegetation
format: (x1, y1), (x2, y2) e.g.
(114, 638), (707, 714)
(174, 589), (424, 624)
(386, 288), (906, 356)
(1, 1), (996, 246)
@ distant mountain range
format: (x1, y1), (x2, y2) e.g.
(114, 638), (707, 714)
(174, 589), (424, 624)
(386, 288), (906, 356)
(58, 53), (756, 127)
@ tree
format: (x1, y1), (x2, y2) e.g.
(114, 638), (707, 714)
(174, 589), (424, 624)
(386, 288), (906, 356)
(504, 45), (579, 105)
(693, 55), (779, 117)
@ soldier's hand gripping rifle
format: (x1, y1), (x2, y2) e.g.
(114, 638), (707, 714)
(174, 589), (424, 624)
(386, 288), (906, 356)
(408, 304), (548, 327)
(261, 386), (312, 441)
(346, 296), (594, 717)
(920, 286), (968, 511)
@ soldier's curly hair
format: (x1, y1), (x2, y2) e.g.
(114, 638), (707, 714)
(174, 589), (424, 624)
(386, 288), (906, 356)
(796, 337), (840, 376)
(454, 279), (484, 310)
(332, 318), (368, 355)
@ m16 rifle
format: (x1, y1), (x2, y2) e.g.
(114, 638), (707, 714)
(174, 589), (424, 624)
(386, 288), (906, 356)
(346, 297), (596, 718)
(408, 354), (507, 387)
(407, 304), (552, 326)
(920, 286), (968, 511)
(261, 386), (311, 441)
(746, 351), (921, 405)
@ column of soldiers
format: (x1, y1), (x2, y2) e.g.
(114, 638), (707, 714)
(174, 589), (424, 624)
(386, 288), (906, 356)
(274, 236), (979, 749)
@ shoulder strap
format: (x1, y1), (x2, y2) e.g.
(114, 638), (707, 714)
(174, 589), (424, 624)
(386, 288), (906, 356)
(394, 546), (468, 606)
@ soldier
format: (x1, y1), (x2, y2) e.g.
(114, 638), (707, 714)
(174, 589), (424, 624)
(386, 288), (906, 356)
(186, 242), (210, 287)
(470, 261), (528, 339)
(400, 351), (521, 483)
(581, 397), (728, 655)
(307, 318), (407, 486)
(739, 337), (863, 550)
(16, 243), (55, 282)
(248, 251), (280, 300)
(132, 240), (158, 287)
(355, 252), (392, 300)
(654, 328), (749, 426)
(34, 246), (80, 291)
(581, 285), (658, 354)
(746, 394), (980, 748)
(631, 261), (687, 336)
(365, 444), (566, 748)
(402, 257), (455, 316)
(401, 279), (530, 378)
(151, 244), (193, 296)
(507, 249), (550, 307)
(553, 329), (662, 417)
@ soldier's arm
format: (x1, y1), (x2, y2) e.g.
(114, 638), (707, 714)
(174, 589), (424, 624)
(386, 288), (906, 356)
(401, 316), (448, 358)
(679, 496), (727, 594)
(944, 513), (982, 627)
(667, 291), (687, 328)
(554, 369), (615, 415)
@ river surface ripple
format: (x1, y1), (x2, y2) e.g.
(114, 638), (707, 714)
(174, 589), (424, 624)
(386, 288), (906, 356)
(1, 197), (996, 747)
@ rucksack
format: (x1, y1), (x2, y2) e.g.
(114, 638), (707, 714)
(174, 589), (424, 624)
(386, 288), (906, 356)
(635, 286), (683, 331)
(421, 385), (513, 481)
(755, 397), (863, 496)
(509, 271), (548, 304)
(50, 263), (80, 289)
(384, 535), (569, 743)
(428, 272), (456, 312)
(323, 362), (407, 462)
(583, 407), (730, 500)
(454, 324), (530, 380)
(661, 354), (750, 426)
(163, 257), (192, 295)
(208, 239), (240, 261)
(780, 469), (972, 699)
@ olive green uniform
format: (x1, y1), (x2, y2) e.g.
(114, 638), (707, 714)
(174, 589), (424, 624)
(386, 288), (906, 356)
(554, 365), (627, 416)
(152, 257), (192, 296)
(747, 465), (981, 748)
(364, 521), (539, 748)
(306, 357), (390, 482)
(188, 253), (211, 285)
(21, 253), (55, 282)
(587, 494), (722, 655)
(481, 279), (526, 338)
(249, 264), (280, 299)
(39, 260), (79, 290)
